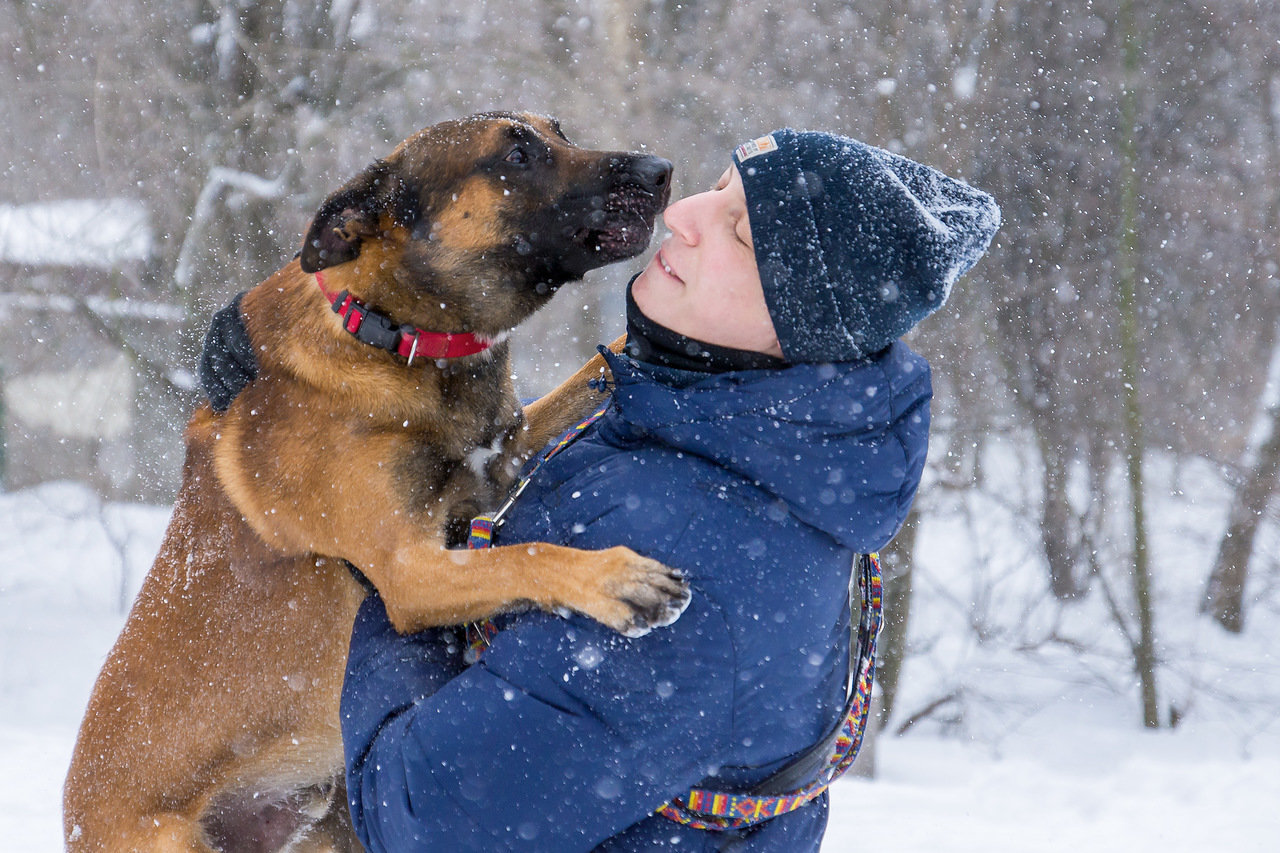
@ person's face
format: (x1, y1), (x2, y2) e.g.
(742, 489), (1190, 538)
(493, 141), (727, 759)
(631, 164), (783, 358)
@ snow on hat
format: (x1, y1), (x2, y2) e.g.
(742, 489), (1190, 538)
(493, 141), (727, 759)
(734, 129), (1001, 363)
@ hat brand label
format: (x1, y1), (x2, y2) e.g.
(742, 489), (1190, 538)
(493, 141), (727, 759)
(735, 134), (779, 161)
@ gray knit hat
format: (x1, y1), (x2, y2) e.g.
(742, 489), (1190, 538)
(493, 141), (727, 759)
(734, 129), (1001, 363)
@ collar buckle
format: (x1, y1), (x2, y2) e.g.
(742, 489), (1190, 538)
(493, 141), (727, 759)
(349, 306), (403, 351)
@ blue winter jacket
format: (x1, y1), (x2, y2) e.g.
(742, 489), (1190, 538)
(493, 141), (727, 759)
(341, 342), (931, 851)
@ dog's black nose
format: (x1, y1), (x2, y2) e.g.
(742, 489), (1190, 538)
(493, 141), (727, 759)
(619, 155), (673, 194)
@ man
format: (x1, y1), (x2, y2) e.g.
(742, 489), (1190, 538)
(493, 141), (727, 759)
(209, 127), (1000, 850)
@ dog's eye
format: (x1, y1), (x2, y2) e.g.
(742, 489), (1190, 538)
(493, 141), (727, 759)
(505, 146), (529, 165)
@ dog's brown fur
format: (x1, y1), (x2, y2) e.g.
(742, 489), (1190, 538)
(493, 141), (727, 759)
(63, 113), (682, 852)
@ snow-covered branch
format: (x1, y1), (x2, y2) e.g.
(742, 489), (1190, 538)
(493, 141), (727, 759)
(173, 165), (293, 292)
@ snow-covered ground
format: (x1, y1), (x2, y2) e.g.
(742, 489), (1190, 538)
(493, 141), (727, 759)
(3, 446), (1278, 850)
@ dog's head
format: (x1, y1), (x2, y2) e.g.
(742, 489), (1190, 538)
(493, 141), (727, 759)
(299, 112), (672, 336)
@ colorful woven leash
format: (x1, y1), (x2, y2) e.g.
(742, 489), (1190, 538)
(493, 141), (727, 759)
(654, 552), (883, 831)
(463, 403), (610, 658)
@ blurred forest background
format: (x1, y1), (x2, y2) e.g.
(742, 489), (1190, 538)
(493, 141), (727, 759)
(1, 0), (1276, 734)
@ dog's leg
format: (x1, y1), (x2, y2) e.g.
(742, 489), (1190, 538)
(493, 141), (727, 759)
(80, 813), (212, 852)
(368, 538), (689, 637)
(203, 781), (352, 853)
(339, 334), (689, 636)
(288, 783), (360, 853)
(516, 334), (627, 456)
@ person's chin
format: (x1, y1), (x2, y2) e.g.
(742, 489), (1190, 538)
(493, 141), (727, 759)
(632, 266), (675, 320)
(632, 260), (666, 300)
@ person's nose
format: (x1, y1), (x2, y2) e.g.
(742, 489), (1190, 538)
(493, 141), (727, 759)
(661, 191), (705, 246)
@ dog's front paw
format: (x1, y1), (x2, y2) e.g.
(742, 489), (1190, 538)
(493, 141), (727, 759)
(591, 548), (692, 638)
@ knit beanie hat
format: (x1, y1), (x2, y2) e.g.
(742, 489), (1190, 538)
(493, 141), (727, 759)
(734, 129), (1001, 363)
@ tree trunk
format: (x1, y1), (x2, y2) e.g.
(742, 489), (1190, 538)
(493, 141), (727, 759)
(1203, 399), (1280, 632)
(874, 509), (917, 727)
(1117, 0), (1160, 729)
(1038, 431), (1088, 599)
(851, 507), (919, 778)
(1202, 66), (1280, 633)
(0, 363), (6, 488)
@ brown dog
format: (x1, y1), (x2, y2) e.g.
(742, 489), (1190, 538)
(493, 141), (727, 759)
(63, 112), (685, 852)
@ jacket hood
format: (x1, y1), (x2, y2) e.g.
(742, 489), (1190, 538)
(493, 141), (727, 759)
(601, 344), (931, 553)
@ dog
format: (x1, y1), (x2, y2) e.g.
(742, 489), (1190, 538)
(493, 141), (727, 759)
(63, 112), (686, 852)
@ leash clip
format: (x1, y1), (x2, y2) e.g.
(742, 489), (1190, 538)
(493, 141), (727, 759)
(485, 477), (531, 531)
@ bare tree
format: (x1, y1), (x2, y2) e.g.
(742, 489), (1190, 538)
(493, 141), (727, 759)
(1202, 13), (1280, 632)
(1114, 0), (1160, 728)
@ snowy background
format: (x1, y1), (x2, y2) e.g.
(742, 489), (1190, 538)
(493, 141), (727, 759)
(4, 1), (1280, 850)
(4, 437), (1277, 851)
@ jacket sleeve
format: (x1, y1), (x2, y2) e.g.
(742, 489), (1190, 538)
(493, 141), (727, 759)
(341, 593), (469, 784)
(340, 508), (735, 852)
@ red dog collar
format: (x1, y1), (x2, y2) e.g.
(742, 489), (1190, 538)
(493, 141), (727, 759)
(314, 271), (492, 363)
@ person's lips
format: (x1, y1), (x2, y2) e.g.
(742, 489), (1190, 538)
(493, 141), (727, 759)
(656, 248), (683, 284)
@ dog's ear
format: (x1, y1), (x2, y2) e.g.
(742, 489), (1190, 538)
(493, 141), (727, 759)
(300, 161), (415, 273)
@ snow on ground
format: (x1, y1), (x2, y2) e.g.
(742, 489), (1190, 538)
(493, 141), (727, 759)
(3, 452), (1279, 850)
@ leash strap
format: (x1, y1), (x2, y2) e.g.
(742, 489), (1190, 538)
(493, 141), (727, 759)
(654, 552), (883, 831)
(463, 403), (611, 658)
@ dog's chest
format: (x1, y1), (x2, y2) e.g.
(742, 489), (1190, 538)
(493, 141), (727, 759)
(396, 406), (519, 510)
